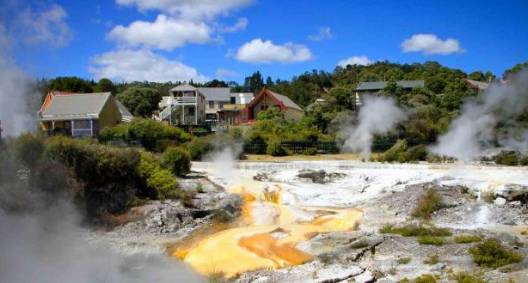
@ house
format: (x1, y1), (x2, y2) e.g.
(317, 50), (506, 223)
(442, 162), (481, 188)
(217, 92), (255, 126)
(38, 92), (130, 137)
(464, 79), (490, 94)
(354, 80), (424, 107)
(159, 84), (206, 126)
(242, 88), (303, 122)
(197, 87), (232, 122)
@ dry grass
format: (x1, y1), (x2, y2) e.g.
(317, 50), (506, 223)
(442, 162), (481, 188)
(454, 234), (482, 244)
(412, 189), (444, 219)
(424, 254), (440, 265)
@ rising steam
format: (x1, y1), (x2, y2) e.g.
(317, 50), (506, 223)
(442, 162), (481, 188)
(341, 95), (406, 156)
(431, 70), (528, 160)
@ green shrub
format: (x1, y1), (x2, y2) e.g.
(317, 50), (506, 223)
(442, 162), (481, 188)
(417, 236), (446, 246)
(412, 189), (444, 219)
(495, 151), (520, 166)
(13, 133), (44, 168)
(266, 139), (287, 156)
(303, 147), (318, 155)
(148, 168), (179, 199)
(186, 136), (215, 161)
(99, 123), (129, 143)
(161, 147), (191, 176)
(423, 254), (439, 265)
(454, 235), (482, 244)
(380, 139), (408, 162)
(380, 224), (452, 237)
(397, 257), (412, 265)
(469, 239), (523, 268)
(406, 145), (428, 161)
(415, 274), (437, 283)
(452, 272), (487, 283)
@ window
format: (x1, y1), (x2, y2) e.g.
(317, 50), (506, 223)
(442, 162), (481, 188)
(209, 101), (215, 108)
(219, 102), (224, 109)
(230, 96), (236, 104)
(260, 105), (268, 111)
(73, 120), (91, 129)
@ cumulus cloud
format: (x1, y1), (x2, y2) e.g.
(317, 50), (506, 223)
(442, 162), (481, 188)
(116, 0), (253, 19)
(401, 34), (462, 55)
(308, 27), (333, 41)
(18, 4), (73, 47)
(234, 38), (313, 64)
(337, 56), (373, 67)
(108, 15), (211, 50)
(89, 49), (207, 83)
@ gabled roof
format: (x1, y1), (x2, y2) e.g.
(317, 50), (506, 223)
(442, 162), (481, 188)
(39, 92), (113, 121)
(170, 84), (197, 92)
(248, 88), (303, 112)
(355, 80), (425, 91)
(197, 87), (231, 101)
(116, 100), (133, 122)
(464, 79), (490, 90)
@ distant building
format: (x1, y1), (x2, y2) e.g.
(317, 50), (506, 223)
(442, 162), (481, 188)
(464, 79), (490, 94)
(354, 80), (425, 107)
(38, 92), (130, 137)
(242, 88), (303, 122)
(197, 87), (232, 122)
(159, 84), (206, 126)
(217, 92), (254, 126)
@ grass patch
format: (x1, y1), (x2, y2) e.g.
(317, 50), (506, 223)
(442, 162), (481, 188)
(412, 189), (444, 219)
(469, 239), (523, 268)
(424, 254), (440, 265)
(417, 236), (446, 246)
(380, 224), (452, 237)
(397, 257), (412, 265)
(415, 274), (438, 283)
(451, 272), (487, 283)
(454, 235), (482, 244)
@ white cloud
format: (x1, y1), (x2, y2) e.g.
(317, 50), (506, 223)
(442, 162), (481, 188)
(219, 17), (248, 33)
(215, 68), (238, 79)
(18, 4), (73, 47)
(108, 15), (210, 50)
(89, 49), (207, 82)
(115, 0), (253, 19)
(337, 56), (373, 67)
(401, 33), (463, 55)
(234, 38), (313, 64)
(308, 27), (332, 41)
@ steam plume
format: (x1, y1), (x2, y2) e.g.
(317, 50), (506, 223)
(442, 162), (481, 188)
(431, 70), (528, 160)
(341, 95), (406, 156)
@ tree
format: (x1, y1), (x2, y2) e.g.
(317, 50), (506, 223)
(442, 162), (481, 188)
(265, 76), (274, 86)
(503, 61), (528, 80)
(47, 76), (94, 93)
(204, 79), (228, 87)
(94, 78), (116, 94)
(117, 87), (162, 117)
(244, 71), (264, 93)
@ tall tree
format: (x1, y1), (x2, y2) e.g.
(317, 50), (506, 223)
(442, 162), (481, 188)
(244, 71), (264, 93)
(94, 78), (116, 94)
(117, 87), (162, 117)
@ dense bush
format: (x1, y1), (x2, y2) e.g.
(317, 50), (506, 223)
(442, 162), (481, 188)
(160, 147), (191, 176)
(99, 118), (192, 151)
(469, 238), (523, 268)
(378, 139), (408, 162)
(185, 135), (216, 160)
(12, 133), (45, 168)
(494, 151), (521, 166)
(380, 224), (452, 237)
(137, 151), (178, 199)
(266, 139), (287, 156)
(412, 189), (444, 219)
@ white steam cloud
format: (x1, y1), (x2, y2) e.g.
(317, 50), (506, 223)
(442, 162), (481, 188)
(432, 70), (528, 160)
(341, 96), (406, 156)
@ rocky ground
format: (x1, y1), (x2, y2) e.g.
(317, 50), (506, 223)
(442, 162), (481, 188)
(93, 162), (528, 282)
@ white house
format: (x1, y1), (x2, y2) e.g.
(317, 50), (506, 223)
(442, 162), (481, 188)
(159, 84), (206, 126)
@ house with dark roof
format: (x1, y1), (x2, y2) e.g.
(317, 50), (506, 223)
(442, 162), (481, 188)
(464, 79), (490, 94)
(242, 88), (303, 122)
(38, 92), (131, 137)
(353, 80), (425, 107)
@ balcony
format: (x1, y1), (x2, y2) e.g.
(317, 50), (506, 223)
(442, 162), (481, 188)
(174, 96), (197, 104)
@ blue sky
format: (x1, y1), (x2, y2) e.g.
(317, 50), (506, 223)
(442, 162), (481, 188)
(2, 0), (527, 83)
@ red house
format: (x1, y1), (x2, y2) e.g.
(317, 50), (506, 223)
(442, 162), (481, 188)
(242, 88), (303, 122)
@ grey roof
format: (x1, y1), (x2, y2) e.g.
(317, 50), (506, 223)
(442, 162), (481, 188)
(39, 92), (112, 121)
(170, 84), (197, 92)
(267, 90), (303, 111)
(116, 100), (133, 122)
(355, 80), (425, 91)
(232, 92), (254, 104)
(197, 87), (231, 101)
(465, 79), (490, 90)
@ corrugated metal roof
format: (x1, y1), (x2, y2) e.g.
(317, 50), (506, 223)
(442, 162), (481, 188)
(355, 80), (424, 91)
(116, 100), (133, 122)
(267, 90), (303, 111)
(465, 79), (490, 90)
(39, 92), (112, 121)
(232, 92), (254, 104)
(197, 87), (231, 101)
(170, 84), (197, 92)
